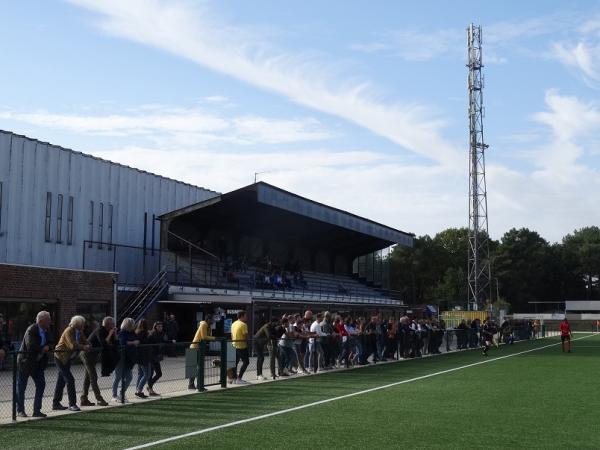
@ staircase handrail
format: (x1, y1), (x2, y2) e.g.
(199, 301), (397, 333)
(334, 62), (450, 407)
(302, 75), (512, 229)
(119, 267), (168, 320)
(167, 230), (219, 261)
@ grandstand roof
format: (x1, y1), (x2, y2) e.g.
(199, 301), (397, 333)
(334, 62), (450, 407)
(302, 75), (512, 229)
(160, 182), (413, 256)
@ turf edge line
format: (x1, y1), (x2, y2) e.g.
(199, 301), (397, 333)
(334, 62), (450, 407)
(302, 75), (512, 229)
(124, 334), (594, 450)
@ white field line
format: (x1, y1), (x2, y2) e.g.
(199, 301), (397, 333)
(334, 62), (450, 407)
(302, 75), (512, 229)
(124, 334), (595, 450)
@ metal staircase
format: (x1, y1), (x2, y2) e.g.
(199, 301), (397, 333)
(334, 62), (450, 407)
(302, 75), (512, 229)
(118, 268), (168, 322)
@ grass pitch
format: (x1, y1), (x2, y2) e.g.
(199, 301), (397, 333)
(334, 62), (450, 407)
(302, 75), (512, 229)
(3, 334), (599, 449)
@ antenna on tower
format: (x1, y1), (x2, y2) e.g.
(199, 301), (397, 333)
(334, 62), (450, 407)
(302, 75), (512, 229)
(467, 23), (492, 311)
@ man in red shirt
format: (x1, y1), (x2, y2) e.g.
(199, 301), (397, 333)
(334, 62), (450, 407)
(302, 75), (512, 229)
(559, 318), (572, 353)
(335, 316), (350, 368)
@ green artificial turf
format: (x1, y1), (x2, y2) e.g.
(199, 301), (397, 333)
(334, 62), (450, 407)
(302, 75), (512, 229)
(3, 334), (598, 449)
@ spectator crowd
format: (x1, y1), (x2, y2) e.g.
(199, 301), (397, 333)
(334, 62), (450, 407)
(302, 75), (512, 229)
(13, 311), (172, 418)
(7, 308), (535, 418)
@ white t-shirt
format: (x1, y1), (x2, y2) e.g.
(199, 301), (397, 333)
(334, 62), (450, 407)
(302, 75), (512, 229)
(309, 320), (322, 344)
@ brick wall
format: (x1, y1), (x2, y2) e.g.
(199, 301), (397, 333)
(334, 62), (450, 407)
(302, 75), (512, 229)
(0, 263), (115, 331)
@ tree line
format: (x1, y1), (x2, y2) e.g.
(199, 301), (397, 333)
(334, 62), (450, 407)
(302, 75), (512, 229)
(388, 226), (600, 312)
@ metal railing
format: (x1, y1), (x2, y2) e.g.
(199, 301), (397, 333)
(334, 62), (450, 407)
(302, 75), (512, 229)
(0, 326), (569, 423)
(118, 269), (168, 322)
(166, 230), (219, 261)
(82, 240), (402, 305)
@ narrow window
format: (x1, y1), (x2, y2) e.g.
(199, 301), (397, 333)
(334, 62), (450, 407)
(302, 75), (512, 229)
(108, 204), (113, 250)
(88, 201), (94, 248)
(56, 194), (63, 243)
(0, 181), (3, 232)
(151, 213), (156, 256)
(98, 202), (104, 249)
(67, 196), (74, 245)
(45, 192), (52, 242)
(143, 212), (148, 255)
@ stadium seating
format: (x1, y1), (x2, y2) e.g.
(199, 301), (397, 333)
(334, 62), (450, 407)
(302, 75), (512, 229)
(168, 252), (388, 302)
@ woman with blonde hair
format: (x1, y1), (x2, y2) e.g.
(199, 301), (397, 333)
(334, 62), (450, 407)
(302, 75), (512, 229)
(53, 315), (91, 412)
(112, 317), (139, 404)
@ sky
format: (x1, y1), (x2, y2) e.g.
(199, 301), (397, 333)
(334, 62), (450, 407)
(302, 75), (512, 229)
(1, 0), (600, 243)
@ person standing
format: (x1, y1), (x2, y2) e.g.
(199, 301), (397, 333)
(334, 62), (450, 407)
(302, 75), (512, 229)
(81, 316), (115, 407)
(456, 319), (469, 349)
(336, 316), (350, 368)
(319, 312), (334, 369)
(134, 319), (152, 399)
(112, 318), (139, 404)
(16, 311), (53, 418)
(230, 311), (249, 384)
(188, 315), (215, 390)
(309, 313), (325, 372)
(148, 321), (167, 396)
(254, 317), (277, 381)
(277, 317), (296, 376)
(481, 318), (497, 356)
(165, 314), (179, 357)
(0, 315), (6, 365)
(53, 315), (90, 412)
(364, 316), (379, 364)
(560, 318), (572, 353)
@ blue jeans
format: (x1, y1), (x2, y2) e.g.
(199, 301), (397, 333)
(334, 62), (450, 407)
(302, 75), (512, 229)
(112, 362), (133, 399)
(136, 363), (152, 392)
(53, 359), (76, 407)
(17, 367), (45, 414)
(356, 339), (364, 363)
(308, 342), (323, 372)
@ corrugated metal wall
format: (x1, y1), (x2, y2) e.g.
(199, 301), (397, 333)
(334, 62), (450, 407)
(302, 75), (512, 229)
(0, 130), (218, 270)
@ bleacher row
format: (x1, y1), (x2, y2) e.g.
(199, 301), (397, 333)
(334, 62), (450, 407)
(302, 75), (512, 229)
(165, 253), (387, 301)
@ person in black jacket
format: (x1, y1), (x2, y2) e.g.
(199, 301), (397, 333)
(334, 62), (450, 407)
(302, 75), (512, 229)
(147, 321), (167, 396)
(134, 319), (152, 399)
(0, 315), (7, 364)
(165, 314), (179, 356)
(16, 311), (53, 418)
(456, 319), (469, 350)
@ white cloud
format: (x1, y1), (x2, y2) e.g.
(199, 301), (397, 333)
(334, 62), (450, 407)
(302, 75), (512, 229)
(350, 14), (578, 65)
(351, 28), (461, 61)
(551, 41), (600, 86)
(88, 143), (465, 236)
(67, 0), (461, 167)
(0, 107), (335, 144)
(5, 89), (599, 243)
(549, 13), (600, 87)
(533, 89), (600, 142)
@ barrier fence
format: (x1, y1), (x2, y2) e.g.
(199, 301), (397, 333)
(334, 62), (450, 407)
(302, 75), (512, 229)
(0, 327), (564, 423)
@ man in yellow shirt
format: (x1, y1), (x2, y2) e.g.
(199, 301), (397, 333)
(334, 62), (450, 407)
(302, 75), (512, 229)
(230, 311), (249, 384)
(188, 315), (215, 390)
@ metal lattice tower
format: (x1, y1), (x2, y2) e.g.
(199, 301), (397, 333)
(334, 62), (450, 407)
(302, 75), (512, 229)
(467, 24), (491, 311)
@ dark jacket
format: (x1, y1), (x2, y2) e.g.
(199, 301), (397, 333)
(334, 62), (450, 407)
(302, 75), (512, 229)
(148, 330), (167, 363)
(17, 324), (53, 375)
(165, 319), (179, 341)
(117, 330), (138, 370)
(136, 331), (152, 365)
(88, 326), (119, 376)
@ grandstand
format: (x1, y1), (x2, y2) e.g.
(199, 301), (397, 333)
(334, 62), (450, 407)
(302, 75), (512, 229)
(84, 181), (413, 337)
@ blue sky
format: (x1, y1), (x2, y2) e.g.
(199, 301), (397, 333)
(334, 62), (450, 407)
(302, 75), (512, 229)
(1, 0), (600, 242)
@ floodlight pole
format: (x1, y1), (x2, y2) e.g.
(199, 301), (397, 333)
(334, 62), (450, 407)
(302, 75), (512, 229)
(467, 24), (492, 311)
